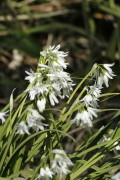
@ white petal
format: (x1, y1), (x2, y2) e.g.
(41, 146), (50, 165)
(37, 98), (46, 112)
(16, 121), (30, 135)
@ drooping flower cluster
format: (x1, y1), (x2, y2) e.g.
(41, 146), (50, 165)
(26, 45), (74, 110)
(36, 149), (73, 180)
(72, 63), (115, 127)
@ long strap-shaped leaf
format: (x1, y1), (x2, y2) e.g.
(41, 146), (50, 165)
(1, 129), (74, 176)
(0, 128), (16, 175)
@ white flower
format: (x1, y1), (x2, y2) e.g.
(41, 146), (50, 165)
(62, 83), (74, 98)
(50, 59), (68, 70)
(47, 71), (72, 87)
(47, 71), (74, 98)
(91, 63), (115, 87)
(38, 64), (50, 70)
(114, 142), (120, 151)
(103, 63), (114, 74)
(27, 83), (49, 100)
(98, 129), (120, 151)
(37, 98), (46, 112)
(27, 109), (45, 121)
(87, 107), (98, 118)
(27, 86), (38, 100)
(25, 69), (40, 83)
(49, 92), (59, 106)
(72, 112), (82, 126)
(72, 107), (98, 127)
(16, 121), (30, 135)
(111, 172), (120, 180)
(98, 135), (109, 144)
(52, 154), (70, 175)
(97, 71), (113, 87)
(90, 63), (99, 79)
(27, 109), (48, 132)
(72, 111), (92, 127)
(80, 85), (102, 108)
(0, 111), (9, 124)
(37, 167), (53, 180)
(80, 110), (93, 127)
(52, 149), (73, 175)
(80, 94), (97, 107)
(51, 83), (61, 96)
(89, 86), (102, 98)
(28, 117), (48, 132)
(40, 45), (68, 69)
(40, 44), (68, 60)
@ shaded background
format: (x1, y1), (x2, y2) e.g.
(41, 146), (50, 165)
(0, 0), (120, 113)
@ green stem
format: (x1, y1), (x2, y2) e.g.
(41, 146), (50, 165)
(50, 113), (62, 149)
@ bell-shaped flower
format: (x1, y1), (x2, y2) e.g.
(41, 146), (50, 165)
(91, 63), (115, 87)
(49, 92), (59, 106)
(37, 98), (46, 112)
(72, 107), (98, 127)
(80, 94), (97, 107)
(27, 109), (48, 132)
(103, 63), (114, 74)
(37, 167), (53, 180)
(25, 69), (41, 83)
(16, 121), (30, 135)
(27, 83), (49, 100)
(97, 71), (113, 87)
(52, 149), (73, 176)
(89, 86), (102, 98)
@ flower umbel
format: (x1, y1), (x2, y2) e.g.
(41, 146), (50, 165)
(72, 63), (115, 127)
(25, 45), (74, 109)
